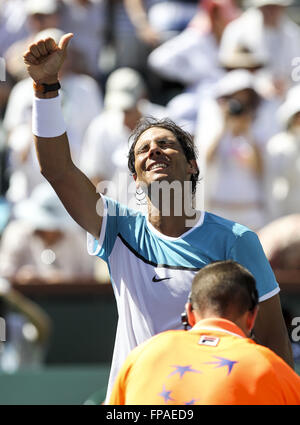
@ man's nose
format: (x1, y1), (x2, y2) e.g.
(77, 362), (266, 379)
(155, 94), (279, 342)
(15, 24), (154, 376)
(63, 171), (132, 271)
(148, 143), (162, 158)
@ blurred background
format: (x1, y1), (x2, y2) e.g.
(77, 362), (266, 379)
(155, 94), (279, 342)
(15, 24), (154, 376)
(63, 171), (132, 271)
(0, 0), (300, 404)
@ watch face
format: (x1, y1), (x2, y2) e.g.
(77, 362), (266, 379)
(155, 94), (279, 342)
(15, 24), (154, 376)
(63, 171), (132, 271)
(43, 82), (61, 93)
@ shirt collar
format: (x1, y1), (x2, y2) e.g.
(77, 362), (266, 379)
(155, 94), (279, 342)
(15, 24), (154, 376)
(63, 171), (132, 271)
(190, 318), (247, 339)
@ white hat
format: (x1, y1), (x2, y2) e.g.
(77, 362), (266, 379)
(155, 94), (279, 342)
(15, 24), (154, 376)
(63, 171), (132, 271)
(246, 0), (293, 7)
(219, 44), (268, 69)
(104, 68), (146, 111)
(277, 85), (300, 128)
(214, 69), (257, 98)
(14, 183), (74, 231)
(25, 0), (58, 16)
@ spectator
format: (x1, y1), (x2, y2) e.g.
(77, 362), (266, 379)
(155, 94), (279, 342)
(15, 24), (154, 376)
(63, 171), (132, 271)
(203, 70), (266, 230)
(0, 183), (95, 285)
(148, 0), (240, 137)
(264, 84), (300, 220)
(111, 0), (160, 77)
(109, 261), (300, 405)
(127, 0), (199, 44)
(4, 0), (61, 81)
(257, 214), (300, 270)
(59, 0), (107, 79)
(219, 0), (300, 98)
(80, 67), (165, 208)
(0, 0), (29, 57)
(148, 0), (240, 89)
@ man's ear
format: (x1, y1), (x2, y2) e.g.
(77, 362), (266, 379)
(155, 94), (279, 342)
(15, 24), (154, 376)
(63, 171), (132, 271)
(247, 306), (259, 334)
(186, 302), (196, 327)
(187, 159), (199, 176)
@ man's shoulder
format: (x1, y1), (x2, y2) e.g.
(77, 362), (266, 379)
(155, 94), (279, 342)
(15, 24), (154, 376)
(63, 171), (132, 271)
(202, 211), (251, 239)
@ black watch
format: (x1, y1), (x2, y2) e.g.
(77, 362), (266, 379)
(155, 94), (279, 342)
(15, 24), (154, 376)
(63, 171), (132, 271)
(34, 81), (61, 94)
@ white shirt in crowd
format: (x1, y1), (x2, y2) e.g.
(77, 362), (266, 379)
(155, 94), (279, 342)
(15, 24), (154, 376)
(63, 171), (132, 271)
(265, 130), (300, 220)
(0, 220), (95, 280)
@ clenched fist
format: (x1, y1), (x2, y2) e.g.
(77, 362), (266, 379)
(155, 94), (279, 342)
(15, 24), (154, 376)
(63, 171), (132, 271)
(23, 33), (73, 85)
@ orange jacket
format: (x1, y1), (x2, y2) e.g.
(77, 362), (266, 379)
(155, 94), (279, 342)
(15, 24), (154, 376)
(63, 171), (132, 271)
(109, 318), (300, 405)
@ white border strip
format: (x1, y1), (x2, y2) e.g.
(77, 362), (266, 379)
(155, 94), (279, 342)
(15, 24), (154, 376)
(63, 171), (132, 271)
(258, 285), (280, 302)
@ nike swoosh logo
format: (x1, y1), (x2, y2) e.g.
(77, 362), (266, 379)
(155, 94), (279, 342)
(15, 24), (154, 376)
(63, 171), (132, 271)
(152, 275), (171, 283)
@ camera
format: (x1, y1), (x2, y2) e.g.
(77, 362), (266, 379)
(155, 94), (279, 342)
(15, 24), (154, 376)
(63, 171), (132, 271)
(227, 98), (247, 116)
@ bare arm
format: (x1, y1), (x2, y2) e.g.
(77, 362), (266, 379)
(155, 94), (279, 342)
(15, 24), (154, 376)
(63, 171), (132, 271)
(123, 0), (160, 46)
(23, 34), (103, 239)
(253, 294), (294, 369)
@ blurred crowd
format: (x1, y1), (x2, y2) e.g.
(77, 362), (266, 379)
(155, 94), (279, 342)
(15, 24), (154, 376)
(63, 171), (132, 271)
(0, 0), (300, 368)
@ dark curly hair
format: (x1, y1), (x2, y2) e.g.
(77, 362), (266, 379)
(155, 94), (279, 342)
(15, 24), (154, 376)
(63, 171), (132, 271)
(128, 117), (199, 194)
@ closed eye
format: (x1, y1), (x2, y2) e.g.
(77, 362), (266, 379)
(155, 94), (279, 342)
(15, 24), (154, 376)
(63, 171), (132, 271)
(136, 139), (177, 155)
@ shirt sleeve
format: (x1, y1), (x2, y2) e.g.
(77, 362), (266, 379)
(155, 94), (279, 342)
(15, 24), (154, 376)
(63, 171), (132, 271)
(87, 196), (129, 263)
(229, 230), (280, 301)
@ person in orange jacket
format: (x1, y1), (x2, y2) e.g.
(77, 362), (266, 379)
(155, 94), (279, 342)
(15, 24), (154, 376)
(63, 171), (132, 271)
(109, 260), (300, 405)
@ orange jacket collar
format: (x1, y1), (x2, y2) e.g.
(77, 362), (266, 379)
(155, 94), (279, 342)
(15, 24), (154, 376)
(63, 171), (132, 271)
(191, 318), (247, 339)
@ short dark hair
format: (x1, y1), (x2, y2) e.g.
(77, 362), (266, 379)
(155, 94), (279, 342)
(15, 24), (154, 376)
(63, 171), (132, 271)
(127, 117), (199, 194)
(191, 261), (258, 320)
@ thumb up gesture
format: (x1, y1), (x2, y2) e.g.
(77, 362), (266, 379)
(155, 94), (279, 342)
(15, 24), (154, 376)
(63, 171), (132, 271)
(23, 33), (73, 84)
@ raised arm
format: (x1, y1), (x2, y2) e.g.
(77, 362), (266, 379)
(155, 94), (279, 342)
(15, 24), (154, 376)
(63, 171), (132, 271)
(23, 34), (103, 239)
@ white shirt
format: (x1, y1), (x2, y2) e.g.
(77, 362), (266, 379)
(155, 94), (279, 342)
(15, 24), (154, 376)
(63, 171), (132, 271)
(204, 131), (263, 204)
(265, 130), (300, 220)
(0, 220), (94, 279)
(148, 27), (222, 87)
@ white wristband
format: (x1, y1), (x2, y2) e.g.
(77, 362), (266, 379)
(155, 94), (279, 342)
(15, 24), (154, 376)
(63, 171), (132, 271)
(32, 94), (67, 138)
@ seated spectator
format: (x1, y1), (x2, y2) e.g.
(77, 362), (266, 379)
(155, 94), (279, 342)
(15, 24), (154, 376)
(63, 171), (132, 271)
(219, 0), (300, 98)
(59, 0), (107, 79)
(202, 70), (266, 230)
(0, 183), (95, 285)
(145, 0), (199, 41)
(111, 0), (161, 79)
(0, 277), (52, 372)
(0, 0), (29, 57)
(148, 0), (240, 90)
(264, 85), (300, 220)
(257, 214), (300, 270)
(148, 0), (241, 139)
(4, 0), (61, 81)
(109, 260), (300, 405)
